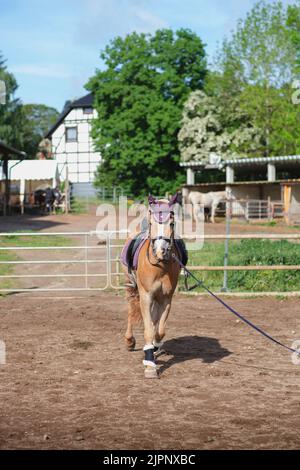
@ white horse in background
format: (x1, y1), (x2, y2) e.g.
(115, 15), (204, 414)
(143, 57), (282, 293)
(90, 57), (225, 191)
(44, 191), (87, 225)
(188, 190), (232, 223)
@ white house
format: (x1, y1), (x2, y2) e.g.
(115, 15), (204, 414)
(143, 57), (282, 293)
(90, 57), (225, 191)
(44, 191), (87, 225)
(45, 93), (101, 194)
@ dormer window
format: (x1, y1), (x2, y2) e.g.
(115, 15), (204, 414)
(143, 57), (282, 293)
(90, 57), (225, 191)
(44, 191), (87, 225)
(83, 107), (93, 114)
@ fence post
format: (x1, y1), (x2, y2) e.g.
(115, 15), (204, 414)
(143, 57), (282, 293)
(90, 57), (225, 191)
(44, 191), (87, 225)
(85, 233), (88, 289)
(222, 200), (231, 292)
(259, 200), (262, 219)
(108, 232), (112, 287)
(116, 255), (120, 287)
(65, 166), (69, 215)
(245, 201), (249, 222)
(268, 197), (272, 221)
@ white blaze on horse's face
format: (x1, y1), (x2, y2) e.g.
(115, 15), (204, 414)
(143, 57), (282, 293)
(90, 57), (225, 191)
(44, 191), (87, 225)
(153, 238), (171, 261)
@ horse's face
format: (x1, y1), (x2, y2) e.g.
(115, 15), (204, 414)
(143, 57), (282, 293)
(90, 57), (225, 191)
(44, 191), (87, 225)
(148, 195), (178, 262)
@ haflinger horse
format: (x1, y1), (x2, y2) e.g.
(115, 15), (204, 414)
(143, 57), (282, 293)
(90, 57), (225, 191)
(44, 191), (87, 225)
(122, 193), (185, 379)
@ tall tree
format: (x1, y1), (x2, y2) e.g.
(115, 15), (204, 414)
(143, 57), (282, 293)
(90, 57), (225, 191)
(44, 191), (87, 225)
(87, 29), (207, 196)
(21, 104), (59, 158)
(0, 52), (24, 150)
(208, 1), (300, 157)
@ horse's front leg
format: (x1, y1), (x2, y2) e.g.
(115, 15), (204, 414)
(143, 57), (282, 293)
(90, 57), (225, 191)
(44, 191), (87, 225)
(154, 300), (171, 357)
(211, 204), (216, 223)
(192, 203), (198, 222)
(139, 289), (158, 379)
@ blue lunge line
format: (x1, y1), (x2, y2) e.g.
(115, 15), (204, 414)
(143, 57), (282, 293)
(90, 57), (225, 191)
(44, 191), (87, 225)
(173, 253), (300, 356)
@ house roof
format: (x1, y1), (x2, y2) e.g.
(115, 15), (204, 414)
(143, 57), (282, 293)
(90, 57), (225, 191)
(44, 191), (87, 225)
(45, 92), (94, 138)
(0, 140), (27, 159)
(0, 159), (59, 181)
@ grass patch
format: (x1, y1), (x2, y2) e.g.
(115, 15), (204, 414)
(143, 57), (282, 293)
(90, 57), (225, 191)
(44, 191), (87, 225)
(0, 233), (71, 248)
(181, 239), (300, 293)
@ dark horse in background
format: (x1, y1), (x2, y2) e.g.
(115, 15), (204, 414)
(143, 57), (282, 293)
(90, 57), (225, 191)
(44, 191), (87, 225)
(34, 187), (56, 213)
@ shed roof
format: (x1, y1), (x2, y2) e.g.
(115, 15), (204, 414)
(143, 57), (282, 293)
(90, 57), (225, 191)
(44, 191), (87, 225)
(0, 159), (59, 181)
(180, 155), (300, 169)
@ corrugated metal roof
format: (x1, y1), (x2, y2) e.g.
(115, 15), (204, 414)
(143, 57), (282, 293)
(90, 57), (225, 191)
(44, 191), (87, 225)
(224, 155), (300, 166)
(183, 178), (300, 187)
(180, 155), (300, 168)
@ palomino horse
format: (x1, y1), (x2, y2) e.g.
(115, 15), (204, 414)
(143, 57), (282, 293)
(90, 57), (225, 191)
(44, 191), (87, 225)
(123, 194), (182, 379)
(188, 190), (227, 224)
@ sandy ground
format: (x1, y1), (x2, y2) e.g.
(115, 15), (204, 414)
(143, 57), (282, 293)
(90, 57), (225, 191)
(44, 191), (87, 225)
(0, 211), (299, 449)
(0, 292), (299, 450)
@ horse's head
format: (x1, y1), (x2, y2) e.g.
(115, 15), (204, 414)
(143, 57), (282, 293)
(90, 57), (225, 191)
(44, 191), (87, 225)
(148, 193), (180, 262)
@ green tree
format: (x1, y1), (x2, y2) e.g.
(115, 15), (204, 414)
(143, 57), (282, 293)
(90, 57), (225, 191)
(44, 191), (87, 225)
(21, 104), (59, 158)
(209, 1), (300, 157)
(0, 52), (24, 150)
(287, 1), (300, 72)
(87, 29), (207, 196)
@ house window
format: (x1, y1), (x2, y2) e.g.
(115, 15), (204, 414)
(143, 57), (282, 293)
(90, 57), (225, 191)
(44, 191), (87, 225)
(83, 107), (93, 114)
(66, 127), (77, 142)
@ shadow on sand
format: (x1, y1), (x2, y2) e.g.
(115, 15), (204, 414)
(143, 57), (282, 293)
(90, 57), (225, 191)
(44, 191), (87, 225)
(157, 335), (232, 376)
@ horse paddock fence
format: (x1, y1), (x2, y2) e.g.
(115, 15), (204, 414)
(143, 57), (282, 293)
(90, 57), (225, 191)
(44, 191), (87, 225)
(214, 199), (284, 221)
(0, 231), (299, 295)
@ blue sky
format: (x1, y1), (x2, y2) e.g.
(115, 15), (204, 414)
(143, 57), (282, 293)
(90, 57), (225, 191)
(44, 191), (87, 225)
(0, 0), (296, 111)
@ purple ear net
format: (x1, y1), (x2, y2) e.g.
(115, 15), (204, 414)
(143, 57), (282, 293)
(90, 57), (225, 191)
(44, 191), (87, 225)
(148, 195), (157, 205)
(168, 193), (178, 207)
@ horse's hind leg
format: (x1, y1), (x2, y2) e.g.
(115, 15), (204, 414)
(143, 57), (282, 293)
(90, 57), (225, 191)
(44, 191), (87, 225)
(124, 286), (141, 351)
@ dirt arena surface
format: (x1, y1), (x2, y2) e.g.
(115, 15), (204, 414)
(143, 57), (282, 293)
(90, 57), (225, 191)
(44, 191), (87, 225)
(0, 292), (299, 450)
(0, 210), (299, 236)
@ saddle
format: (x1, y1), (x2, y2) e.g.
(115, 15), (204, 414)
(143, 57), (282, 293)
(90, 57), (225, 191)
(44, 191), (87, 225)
(120, 231), (148, 272)
(120, 231), (188, 272)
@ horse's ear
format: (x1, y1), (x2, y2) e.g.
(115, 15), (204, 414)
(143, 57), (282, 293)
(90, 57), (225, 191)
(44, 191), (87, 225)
(148, 194), (156, 205)
(169, 192), (180, 206)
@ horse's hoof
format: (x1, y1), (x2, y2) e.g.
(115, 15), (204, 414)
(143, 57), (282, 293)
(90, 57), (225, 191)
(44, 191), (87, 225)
(144, 366), (158, 379)
(125, 337), (136, 351)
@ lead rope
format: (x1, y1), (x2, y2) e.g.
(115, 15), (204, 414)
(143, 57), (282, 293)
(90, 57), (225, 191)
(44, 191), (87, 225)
(172, 253), (300, 357)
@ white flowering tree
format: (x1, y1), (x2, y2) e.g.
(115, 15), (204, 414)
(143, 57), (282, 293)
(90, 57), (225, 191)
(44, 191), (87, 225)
(178, 90), (262, 163)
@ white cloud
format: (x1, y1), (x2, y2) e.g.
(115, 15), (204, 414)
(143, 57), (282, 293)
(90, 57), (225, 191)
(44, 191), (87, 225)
(74, 0), (168, 47)
(10, 64), (71, 79)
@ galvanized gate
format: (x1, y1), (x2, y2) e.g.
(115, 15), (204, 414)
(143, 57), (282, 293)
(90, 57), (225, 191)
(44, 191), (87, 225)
(0, 231), (127, 293)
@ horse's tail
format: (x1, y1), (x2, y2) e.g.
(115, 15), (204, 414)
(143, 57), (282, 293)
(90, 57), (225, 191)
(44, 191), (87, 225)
(125, 279), (142, 324)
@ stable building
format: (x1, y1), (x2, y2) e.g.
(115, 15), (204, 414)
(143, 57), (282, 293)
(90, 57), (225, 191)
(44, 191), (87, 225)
(181, 155), (300, 223)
